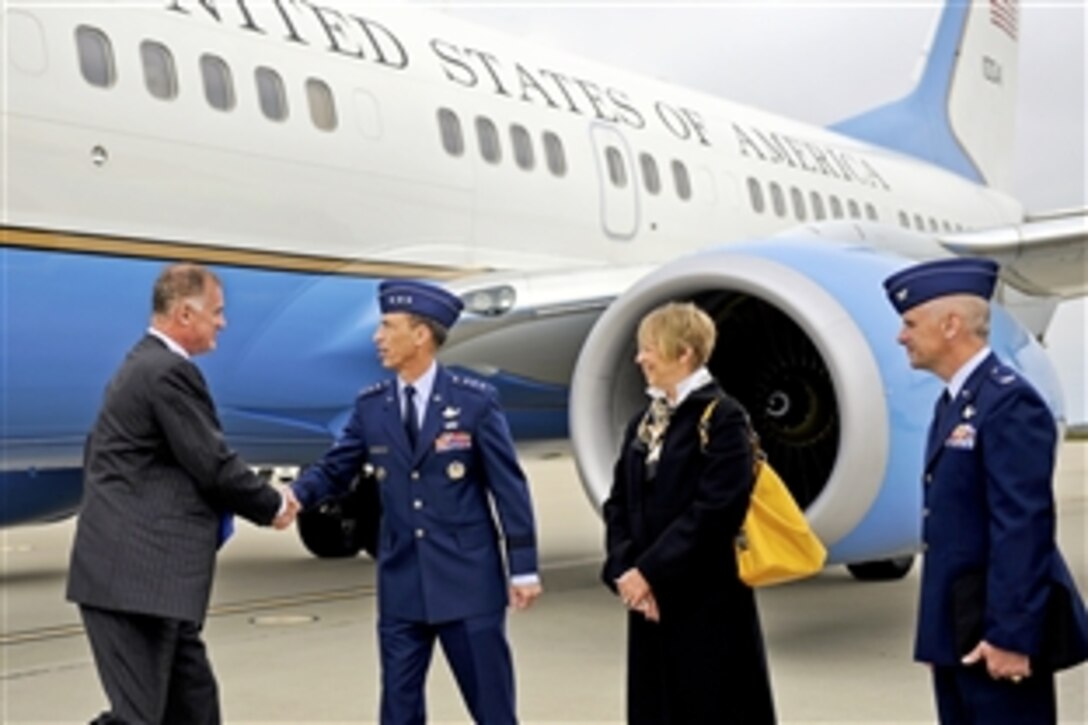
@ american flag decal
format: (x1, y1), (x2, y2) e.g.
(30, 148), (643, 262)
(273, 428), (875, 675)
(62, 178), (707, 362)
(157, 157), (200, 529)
(990, 0), (1018, 41)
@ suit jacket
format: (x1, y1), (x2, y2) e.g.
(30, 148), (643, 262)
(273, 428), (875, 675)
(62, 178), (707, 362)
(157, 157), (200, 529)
(67, 335), (282, 623)
(293, 365), (539, 624)
(916, 352), (1088, 668)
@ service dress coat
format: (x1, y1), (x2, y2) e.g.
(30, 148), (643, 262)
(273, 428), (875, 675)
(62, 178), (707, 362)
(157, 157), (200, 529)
(67, 334), (283, 623)
(293, 365), (538, 624)
(917, 352), (1088, 671)
(602, 382), (776, 725)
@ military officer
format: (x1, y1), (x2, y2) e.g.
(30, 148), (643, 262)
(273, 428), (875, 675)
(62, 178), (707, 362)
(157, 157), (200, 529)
(292, 279), (542, 725)
(884, 257), (1088, 725)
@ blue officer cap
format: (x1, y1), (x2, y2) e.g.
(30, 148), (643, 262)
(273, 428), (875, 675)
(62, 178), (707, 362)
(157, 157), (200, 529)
(883, 257), (999, 314)
(378, 279), (464, 329)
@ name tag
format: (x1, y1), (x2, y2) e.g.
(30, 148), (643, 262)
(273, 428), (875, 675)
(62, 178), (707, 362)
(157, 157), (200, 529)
(436, 431), (472, 452)
(945, 423), (976, 450)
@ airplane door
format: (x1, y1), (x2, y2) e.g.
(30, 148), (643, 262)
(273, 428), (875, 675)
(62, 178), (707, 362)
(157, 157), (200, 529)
(590, 125), (639, 240)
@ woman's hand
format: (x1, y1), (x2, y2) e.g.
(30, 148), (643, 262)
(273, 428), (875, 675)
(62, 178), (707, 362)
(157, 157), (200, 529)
(616, 568), (660, 621)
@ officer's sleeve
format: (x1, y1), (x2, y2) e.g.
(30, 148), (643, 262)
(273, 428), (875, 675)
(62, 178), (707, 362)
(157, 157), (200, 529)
(292, 401), (370, 510)
(982, 385), (1057, 655)
(476, 394), (539, 578)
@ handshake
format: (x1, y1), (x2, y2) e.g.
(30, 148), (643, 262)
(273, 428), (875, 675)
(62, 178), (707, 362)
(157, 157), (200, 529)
(272, 485), (302, 530)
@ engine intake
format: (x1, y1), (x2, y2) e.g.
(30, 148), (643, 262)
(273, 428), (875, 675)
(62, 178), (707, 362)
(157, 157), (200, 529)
(570, 244), (891, 550)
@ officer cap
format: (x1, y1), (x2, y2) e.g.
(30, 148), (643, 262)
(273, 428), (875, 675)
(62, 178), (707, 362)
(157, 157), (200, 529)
(883, 257), (999, 314)
(378, 279), (464, 329)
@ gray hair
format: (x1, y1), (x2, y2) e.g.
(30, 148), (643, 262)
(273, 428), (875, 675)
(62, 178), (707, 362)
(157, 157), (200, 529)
(152, 263), (220, 314)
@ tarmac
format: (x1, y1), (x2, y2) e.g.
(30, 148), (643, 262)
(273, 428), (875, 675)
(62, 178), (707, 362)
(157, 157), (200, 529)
(2, 443), (1085, 724)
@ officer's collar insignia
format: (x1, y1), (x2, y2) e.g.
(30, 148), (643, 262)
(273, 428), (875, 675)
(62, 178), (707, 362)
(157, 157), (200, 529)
(962, 405), (976, 420)
(442, 406), (461, 419)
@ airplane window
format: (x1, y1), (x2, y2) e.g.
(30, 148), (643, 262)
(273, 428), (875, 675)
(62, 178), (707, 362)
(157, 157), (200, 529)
(898, 210), (910, 228)
(769, 182), (785, 217)
(76, 26), (115, 88)
(140, 41), (176, 100)
(606, 147), (627, 188)
(809, 191), (825, 221)
(306, 78), (337, 131)
(639, 154), (661, 195)
(672, 161), (692, 201)
(476, 116), (501, 164)
(829, 195), (843, 219)
(510, 124), (534, 170)
(747, 178), (764, 213)
(437, 108), (464, 156)
(847, 199), (860, 219)
(928, 217), (938, 232)
(865, 203), (877, 221)
(543, 132), (567, 177)
(256, 67), (288, 121)
(790, 187), (806, 221)
(200, 54), (235, 111)
(941, 220), (952, 232)
(914, 213), (925, 231)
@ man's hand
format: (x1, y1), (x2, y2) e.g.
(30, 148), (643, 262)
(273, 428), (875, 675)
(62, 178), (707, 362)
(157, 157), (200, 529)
(962, 640), (1032, 682)
(510, 582), (543, 611)
(272, 486), (301, 530)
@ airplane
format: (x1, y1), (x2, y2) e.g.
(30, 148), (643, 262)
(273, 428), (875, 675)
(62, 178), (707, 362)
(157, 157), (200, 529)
(2, 0), (1085, 580)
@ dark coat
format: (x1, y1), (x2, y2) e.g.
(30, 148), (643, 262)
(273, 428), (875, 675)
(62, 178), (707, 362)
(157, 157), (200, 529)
(67, 335), (282, 623)
(293, 364), (539, 624)
(602, 381), (776, 724)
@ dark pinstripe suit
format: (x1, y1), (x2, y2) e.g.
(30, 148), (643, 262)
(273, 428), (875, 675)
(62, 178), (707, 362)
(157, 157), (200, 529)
(67, 334), (282, 724)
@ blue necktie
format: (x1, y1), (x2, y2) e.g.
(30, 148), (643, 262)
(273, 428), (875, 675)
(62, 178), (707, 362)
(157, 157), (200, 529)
(404, 385), (419, 449)
(927, 390), (952, 454)
(217, 513), (235, 549)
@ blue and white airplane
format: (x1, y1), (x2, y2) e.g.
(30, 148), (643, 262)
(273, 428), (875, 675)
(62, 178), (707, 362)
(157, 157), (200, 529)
(2, 0), (1084, 577)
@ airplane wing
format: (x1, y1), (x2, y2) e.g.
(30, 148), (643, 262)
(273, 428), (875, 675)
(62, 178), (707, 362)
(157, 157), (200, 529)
(939, 208), (1088, 298)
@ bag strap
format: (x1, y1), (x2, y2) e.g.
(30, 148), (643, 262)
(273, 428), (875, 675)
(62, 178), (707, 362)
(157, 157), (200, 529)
(698, 396), (767, 477)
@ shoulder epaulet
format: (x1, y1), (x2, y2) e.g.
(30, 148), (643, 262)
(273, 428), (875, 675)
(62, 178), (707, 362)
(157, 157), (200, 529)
(450, 373), (494, 396)
(989, 364), (1019, 386)
(357, 379), (392, 399)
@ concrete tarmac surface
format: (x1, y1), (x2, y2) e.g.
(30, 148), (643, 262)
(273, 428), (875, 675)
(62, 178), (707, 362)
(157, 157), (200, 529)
(2, 443), (1085, 724)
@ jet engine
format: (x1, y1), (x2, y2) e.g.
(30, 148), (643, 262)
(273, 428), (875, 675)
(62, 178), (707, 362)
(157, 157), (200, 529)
(569, 239), (1064, 573)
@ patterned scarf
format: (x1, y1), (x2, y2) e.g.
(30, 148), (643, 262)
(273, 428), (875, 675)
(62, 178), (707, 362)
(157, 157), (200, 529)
(637, 395), (673, 468)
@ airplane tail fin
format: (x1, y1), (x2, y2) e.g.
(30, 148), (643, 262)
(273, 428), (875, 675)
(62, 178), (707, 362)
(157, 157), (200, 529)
(832, 1), (1020, 192)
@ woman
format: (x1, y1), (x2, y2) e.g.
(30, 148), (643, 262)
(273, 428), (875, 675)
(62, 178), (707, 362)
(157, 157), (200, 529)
(602, 301), (776, 724)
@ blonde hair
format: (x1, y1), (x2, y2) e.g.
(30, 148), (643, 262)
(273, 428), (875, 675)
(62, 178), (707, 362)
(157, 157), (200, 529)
(637, 301), (717, 366)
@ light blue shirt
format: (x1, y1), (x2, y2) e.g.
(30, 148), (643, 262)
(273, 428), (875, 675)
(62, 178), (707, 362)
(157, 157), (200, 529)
(398, 360), (437, 430)
(947, 346), (992, 400)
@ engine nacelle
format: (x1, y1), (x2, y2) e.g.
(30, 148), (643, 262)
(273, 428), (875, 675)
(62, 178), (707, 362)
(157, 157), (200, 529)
(570, 239), (1064, 564)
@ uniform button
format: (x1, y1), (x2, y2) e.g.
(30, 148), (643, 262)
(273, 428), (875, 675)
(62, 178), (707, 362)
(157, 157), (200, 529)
(922, 507), (930, 517)
(924, 473), (933, 484)
(411, 471), (420, 480)
(921, 543), (929, 552)
(413, 499), (423, 510)
(415, 528), (425, 539)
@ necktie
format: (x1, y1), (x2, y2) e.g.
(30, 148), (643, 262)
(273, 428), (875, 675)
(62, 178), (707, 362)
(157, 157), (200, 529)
(927, 390), (952, 454)
(217, 513), (235, 549)
(404, 385), (419, 449)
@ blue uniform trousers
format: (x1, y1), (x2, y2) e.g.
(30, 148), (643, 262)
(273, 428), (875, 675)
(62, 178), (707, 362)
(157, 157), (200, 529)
(932, 665), (1055, 725)
(379, 609), (515, 725)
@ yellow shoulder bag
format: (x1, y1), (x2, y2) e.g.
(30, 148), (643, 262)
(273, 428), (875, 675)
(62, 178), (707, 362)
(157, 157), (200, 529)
(700, 399), (827, 587)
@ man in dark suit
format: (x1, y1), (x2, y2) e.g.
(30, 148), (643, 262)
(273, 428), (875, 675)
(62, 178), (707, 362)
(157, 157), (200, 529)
(292, 279), (542, 725)
(67, 263), (300, 725)
(884, 257), (1088, 724)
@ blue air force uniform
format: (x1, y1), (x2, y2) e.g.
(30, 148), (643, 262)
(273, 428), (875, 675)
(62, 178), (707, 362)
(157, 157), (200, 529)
(885, 258), (1088, 725)
(293, 281), (538, 725)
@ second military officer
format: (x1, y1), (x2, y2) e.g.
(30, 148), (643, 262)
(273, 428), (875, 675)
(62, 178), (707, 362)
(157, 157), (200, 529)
(292, 279), (542, 725)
